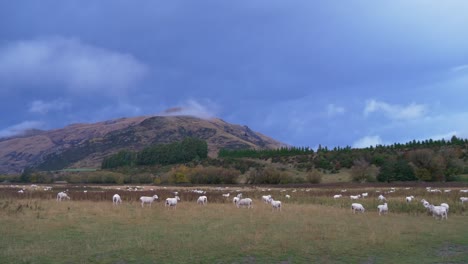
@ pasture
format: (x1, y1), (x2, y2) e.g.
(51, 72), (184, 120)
(1, 184), (468, 263)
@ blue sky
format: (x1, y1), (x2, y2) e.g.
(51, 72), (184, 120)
(1, 1), (468, 149)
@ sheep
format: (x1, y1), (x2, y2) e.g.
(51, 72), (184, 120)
(57, 192), (70, 201)
(429, 205), (448, 220)
(361, 193), (368, 198)
(377, 203), (388, 216)
(351, 203), (365, 214)
(285, 195), (291, 199)
(378, 194), (386, 202)
(222, 193), (230, 198)
(406, 196), (415, 203)
(233, 197), (240, 205)
(460, 189), (468, 193)
(139, 195), (159, 207)
(350, 195), (361, 200)
(236, 198), (253, 209)
(421, 199), (430, 208)
(333, 194), (342, 199)
(460, 197), (468, 204)
(262, 195), (272, 204)
(440, 203), (449, 213)
(18, 190), (24, 194)
(165, 196), (181, 209)
(270, 199), (282, 211)
(197, 196), (207, 205)
(113, 194), (122, 205)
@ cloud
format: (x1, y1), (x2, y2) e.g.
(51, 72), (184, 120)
(0, 37), (148, 96)
(364, 99), (427, 120)
(158, 99), (219, 119)
(352, 135), (384, 148)
(0, 121), (44, 138)
(29, 99), (71, 114)
(327, 104), (345, 117)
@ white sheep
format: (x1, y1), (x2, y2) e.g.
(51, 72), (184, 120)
(222, 193), (230, 198)
(378, 194), (386, 202)
(429, 205), (448, 220)
(377, 203), (388, 216)
(56, 192), (70, 201)
(113, 194), (122, 205)
(333, 194), (342, 199)
(351, 203), (365, 214)
(406, 196), (415, 203)
(440, 203), (449, 213)
(236, 198), (253, 209)
(460, 197), (468, 204)
(270, 199), (282, 211)
(285, 194), (291, 199)
(350, 195), (361, 200)
(165, 196), (181, 209)
(197, 196), (207, 205)
(361, 193), (368, 198)
(18, 190), (24, 194)
(262, 195), (272, 203)
(139, 195), (159, 207)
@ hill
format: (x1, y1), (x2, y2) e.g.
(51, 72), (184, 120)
(0, 115), (285, 174)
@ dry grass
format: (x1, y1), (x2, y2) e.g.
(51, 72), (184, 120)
(1, 190), (467, 263)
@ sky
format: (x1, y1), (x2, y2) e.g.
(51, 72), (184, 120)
(1, 1), (468, 149)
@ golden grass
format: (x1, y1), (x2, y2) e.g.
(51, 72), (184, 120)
(0, 197), (467, 263)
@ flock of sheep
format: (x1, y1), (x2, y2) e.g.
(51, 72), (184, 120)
(336, 187), (468, 220)
(51, 186), (468, 219)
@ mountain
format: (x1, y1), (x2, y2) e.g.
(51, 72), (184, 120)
(0, 115), (285, 174)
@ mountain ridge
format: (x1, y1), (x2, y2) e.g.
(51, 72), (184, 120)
(0, 115), (285, 174)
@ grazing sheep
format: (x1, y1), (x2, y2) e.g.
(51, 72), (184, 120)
(233, 197), (240, 205)
(262, 195), (272, 204)
(378, 194), (386, 202)
(18, 190), (24, 194)
(236, 198), (253, 209)
(139, 195), (159, 207)
(430, 205), (448, 220)
(270, 199), (282, 211)
(350, 195), (361, 200)
(165, 196), (181, 209)
(197, 196), (208, 205)
(460, 197), (468, 204)
(406, 196), (415, 203)
(377, 203), (388, 216)
(351, 203), (365, 214)
(57, 192), (70, 201)
(112, 194), (122, 205)
(222, 193), (230, 198)
(361, 193), (368, 198)
(333, 194), (342, 199)
(460, 189), (468, 193)
(440, 203), (449, 213)
(285, 195), (291, 199)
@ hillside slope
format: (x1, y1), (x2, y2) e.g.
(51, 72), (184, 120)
(0, 115), (285, 173)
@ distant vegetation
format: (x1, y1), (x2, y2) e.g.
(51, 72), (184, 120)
(101, 137), (208, 169)
(7, 136), (468, 185)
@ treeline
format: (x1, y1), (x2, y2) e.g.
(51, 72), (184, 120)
(218, 146), (314, 159)
(101, 138), (208, 169)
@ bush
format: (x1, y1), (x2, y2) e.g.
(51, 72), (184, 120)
(306, 169), (323, 184)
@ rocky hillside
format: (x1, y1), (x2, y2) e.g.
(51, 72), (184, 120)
(0, 115), (285, 173)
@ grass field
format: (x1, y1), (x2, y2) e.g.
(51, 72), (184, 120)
(1, 185), (468, 263)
